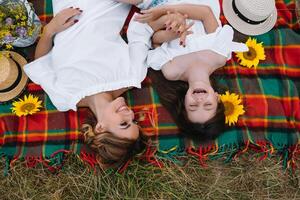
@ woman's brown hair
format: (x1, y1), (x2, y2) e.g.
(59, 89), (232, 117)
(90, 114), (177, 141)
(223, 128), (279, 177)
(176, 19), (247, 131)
(149, 69), (226, 142)
(81, 116), (146, 169)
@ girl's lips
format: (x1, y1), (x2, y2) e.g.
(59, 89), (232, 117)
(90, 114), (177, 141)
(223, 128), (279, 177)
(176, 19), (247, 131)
(192, 88), (207, 94)
(192, 88), (208, 100)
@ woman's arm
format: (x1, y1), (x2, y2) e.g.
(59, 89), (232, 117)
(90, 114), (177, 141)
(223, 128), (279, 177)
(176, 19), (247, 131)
(34, 28), (55, 59)
(35, 7), (82, 59)
(136, 4), (218, 33)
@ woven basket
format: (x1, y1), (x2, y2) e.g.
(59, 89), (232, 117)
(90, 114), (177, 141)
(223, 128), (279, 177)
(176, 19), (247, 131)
(0, 0), (41, 47)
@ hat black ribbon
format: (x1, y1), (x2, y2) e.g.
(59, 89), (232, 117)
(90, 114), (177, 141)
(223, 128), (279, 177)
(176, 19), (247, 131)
(232, 0), (268, 25)
(0, 55), (22, 93)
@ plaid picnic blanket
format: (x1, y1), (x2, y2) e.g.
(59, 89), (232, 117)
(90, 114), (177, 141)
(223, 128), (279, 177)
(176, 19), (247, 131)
(0, 0), (299, 173)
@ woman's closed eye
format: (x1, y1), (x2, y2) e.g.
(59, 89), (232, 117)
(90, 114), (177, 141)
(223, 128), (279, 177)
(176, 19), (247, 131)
(120, 120), (137, 129)
(119, 122), (130, 130)
(120, 122), (128, 126)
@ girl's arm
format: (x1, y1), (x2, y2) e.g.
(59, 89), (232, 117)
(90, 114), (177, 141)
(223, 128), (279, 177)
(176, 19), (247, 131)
(151, 30), (179, 45)
(35, 7), (82, 59)
(147, 13), (181, 46)
(135, 4), (218, 33)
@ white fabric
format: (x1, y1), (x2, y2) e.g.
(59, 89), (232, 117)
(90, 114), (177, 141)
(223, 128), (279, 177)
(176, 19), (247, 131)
(147, 25), (248, 70)
(127, 14), (154, 76)
(137, 0), (222, 35)
(24, 0), (148, 111)
(127, 0), (225, 70)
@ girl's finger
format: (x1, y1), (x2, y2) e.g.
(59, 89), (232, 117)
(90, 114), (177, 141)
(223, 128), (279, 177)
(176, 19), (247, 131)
(170, 21), (178, 31)
(165, 19), (172, 29)
(134, 14), (148, 20)
(140, 9), (152, 14)
(134, 14), (151, 22)
(180, 31), (188, 47)
(177, 25), (185, 34)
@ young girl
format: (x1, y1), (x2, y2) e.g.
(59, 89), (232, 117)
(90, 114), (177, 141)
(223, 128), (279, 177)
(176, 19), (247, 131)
(24, 0), (147, 169)
(122, 0), (248, 140)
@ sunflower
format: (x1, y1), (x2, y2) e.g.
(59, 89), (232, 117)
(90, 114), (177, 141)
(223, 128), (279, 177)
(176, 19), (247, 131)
(236, 37), (266, 68)
(220, 91), (245, 126)
(11, 94), (43, 117)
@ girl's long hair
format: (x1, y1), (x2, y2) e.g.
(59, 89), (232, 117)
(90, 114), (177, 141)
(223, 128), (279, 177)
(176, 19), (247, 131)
(149, 69), (226, 142)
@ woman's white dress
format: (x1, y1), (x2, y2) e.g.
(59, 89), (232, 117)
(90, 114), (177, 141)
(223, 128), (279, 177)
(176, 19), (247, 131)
(24, 0), (148, 111)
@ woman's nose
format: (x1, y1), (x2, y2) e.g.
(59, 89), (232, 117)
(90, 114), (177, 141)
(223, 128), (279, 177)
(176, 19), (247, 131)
(122, 109), (134, 118)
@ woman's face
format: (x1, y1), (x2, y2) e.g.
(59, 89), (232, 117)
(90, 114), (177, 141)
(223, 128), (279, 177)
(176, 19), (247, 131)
(95, 97), (139, 140)
(185, 81), (219, 124)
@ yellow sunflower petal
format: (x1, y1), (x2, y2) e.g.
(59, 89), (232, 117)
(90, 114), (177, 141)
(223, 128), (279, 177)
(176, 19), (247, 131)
(11, 94), (43, 117)
(220, 92), (245, 126)
(236, 37), (266, 68)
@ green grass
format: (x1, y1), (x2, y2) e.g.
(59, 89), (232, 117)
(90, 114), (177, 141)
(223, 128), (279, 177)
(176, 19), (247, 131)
(0, 153), (299, 200)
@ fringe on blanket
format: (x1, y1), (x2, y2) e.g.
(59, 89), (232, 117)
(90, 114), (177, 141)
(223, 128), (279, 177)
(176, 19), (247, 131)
(186, 141), (300, 173)
(1, 140), (299, 175)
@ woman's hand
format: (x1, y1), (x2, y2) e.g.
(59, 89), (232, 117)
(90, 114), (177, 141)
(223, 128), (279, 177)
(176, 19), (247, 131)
(44, 7), (82, 37)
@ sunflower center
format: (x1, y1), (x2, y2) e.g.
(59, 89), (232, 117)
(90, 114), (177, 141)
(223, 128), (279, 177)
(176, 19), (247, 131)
(243, 47), (257, 60)
(20, 103), (36, 112)
(223, 101), (235, 116)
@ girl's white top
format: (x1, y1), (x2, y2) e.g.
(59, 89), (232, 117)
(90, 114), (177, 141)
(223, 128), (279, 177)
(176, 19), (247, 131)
(24, 0), (147, 111)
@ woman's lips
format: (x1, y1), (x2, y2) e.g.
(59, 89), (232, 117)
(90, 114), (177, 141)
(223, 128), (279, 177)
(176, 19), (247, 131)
(117, 105), (130, 113)
(115, 97), (132, 114)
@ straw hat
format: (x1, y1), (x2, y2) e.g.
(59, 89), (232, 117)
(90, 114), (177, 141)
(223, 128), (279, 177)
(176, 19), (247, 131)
(223, 0), (278, 36)
(0, 51), (28, 103)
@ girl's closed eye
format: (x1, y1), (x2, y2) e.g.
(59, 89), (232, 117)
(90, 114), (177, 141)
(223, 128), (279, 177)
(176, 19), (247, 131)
(204, 103), (212, 107)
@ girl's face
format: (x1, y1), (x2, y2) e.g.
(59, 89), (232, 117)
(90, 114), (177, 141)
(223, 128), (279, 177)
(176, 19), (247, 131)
(95, 97), (139, 140)
(184, 81), (219, 123)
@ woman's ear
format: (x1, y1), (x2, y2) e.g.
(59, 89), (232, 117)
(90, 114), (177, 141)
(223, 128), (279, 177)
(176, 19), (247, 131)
(95, 122), (105, 133)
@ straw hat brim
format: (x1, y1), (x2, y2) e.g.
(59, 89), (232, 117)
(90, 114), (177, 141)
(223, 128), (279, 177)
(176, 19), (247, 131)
(0, 51), (28, 103)
(223, 0), (278, 36)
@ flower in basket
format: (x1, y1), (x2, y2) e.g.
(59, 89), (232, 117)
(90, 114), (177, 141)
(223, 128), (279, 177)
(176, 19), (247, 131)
(0, 0), (41, 49)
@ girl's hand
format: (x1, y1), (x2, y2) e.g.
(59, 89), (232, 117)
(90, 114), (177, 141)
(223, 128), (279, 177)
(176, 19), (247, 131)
(179, 28), (193, 47)
(134, 6), (166, 23)
(44, 7), (82, 37)
(165, 11), (188, 33)
(165, 12), (194, 46)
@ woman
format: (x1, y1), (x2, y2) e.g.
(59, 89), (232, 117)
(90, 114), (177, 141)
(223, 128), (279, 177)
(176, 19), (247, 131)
(131, 0), (248, 141)
(24, 0), (148, 169)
